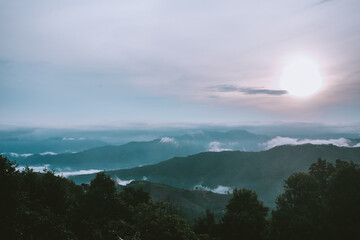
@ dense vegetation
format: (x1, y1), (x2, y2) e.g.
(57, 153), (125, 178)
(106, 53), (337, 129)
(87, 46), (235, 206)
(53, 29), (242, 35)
(1, 154), (360, 239)
(0, 154), (197, 240)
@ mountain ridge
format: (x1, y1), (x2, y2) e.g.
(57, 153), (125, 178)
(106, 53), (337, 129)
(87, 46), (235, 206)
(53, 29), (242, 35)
(70, 144), (360, 206)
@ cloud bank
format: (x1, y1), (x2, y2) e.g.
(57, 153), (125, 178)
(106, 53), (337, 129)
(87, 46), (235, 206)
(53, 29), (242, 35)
(262, 136), (353, 149)
(208, 141), (232, 152)
(3, 152), (33, 158)
(160, 137), (178, 145)
(194, 184), (233, 194)
(56, 169), (102, 177)
(39, 152), (58, 156)
(17, 165), (50, 173)
(114, 176), (134, 186)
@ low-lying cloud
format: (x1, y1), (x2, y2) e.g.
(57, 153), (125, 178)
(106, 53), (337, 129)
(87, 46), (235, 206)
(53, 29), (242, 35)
(208, 141), (232, 152)
(113, 176), (134, 186)
(17, 165), (50, 172)
(3, 152), (33, 158)
(39, 151), (57, 156)
(56, 169), (102, 177)
(262, 136), (353, 149)
(211, 85), (288, 96)
(62, 137), (86, 141)
(160, 137), (178, 145)
(194, 184), (233, 194)
(16, 165), (103, 177)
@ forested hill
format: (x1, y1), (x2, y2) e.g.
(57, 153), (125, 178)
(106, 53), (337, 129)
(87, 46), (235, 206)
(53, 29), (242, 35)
(121, 181), (232, 224)
(71, 144), (360, 206)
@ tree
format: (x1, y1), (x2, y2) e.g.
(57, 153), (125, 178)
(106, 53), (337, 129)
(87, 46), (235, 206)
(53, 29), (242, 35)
(0, 154), (20, 239)
(193, 209), (219, 240)
(327, 160), (360, 239)
(270, 172), (327, 240)
(221, 188), (268, 240)
(270, 159), (360, 240)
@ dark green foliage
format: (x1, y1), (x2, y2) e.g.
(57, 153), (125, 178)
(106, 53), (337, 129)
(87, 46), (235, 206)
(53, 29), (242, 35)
(221, 188), (268, 240)
(326, 160), (360, 239)
(0, 155), (19, 239)
(193, 189), (268, 240)
(270, 158), (360, 240)
(0, 154), (198, 240)
(193, 210), (220, 240)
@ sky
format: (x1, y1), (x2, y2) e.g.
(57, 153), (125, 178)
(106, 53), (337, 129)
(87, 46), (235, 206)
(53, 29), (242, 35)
(1, 0), (360, 127)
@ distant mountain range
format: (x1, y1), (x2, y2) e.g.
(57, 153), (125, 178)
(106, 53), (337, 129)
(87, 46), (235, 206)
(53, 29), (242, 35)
(10, 130), (270, 170)
(70, 144), (360, 207)
(0, 137), (107, 154)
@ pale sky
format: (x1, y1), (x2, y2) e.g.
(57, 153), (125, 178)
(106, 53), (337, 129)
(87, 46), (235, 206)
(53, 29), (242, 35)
(1, 0), (360, 127)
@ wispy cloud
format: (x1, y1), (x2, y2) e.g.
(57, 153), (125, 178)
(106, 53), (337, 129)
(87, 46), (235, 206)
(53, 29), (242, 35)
(210, 85), (288, 96)
(208, 141), (232, 152)
(3, 152), (33, 158)
(160, 137), (178, 145)
(17, 165), (50, 172)
(262, 136), (352, 149)
(113, 176), (134, 186)
(16, 165), (103, 177)
(56, 169), (103, 177)
(194, 184), (233, 194)
(307, 0), (334, 8)
(39, 151), (57, 156)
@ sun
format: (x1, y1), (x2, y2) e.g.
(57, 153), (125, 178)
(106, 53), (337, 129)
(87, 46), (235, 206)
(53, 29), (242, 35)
(279, 56), (323, 97)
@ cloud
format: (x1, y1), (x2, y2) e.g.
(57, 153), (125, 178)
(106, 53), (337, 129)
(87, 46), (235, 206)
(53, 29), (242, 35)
(354, 143), (360, 148)
(160, 137), (178, 145)
(39, 151), (58, 155)
(21, 153), (34, 157)
(307, 0), (334, 8)
(16, 165), (103, 177)
(62, 137), (86, 140)
(62, 137), (75, 141)
(3, 152), (33, 158)
(113, 176), (134, 186)
(194, 184), (233, 194)
(17, 164), (50, 172)
(208, 141), (232, 152)
(211, 85), (288, 96)
(56, 169), (102, 177)
(262, 136), (352, 149)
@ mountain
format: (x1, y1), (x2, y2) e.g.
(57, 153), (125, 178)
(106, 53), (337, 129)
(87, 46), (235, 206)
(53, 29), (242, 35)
(121, 181), (232, 224)
(0, 137), (107, 154)
(14, 139), (199, 170)
(70, 144), (360, 207)
(12, 130), (269, 171)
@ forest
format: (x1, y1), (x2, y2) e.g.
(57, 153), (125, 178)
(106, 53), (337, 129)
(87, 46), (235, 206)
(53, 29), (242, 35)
(1, 154), (360, 240)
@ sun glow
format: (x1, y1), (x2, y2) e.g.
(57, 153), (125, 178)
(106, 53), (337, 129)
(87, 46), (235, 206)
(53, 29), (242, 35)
(279, 56), (323, 97)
